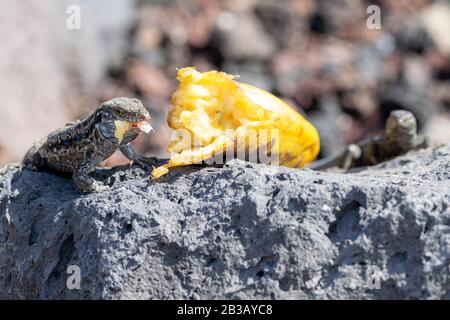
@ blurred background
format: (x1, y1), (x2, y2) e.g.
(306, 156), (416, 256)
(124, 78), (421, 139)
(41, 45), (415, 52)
(0, 0), (449, 166)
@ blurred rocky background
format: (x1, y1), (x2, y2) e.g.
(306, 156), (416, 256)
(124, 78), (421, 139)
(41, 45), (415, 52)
(0, 0), (449, 165)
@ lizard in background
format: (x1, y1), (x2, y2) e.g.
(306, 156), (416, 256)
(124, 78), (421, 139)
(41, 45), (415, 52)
(308, 110), (428, 171)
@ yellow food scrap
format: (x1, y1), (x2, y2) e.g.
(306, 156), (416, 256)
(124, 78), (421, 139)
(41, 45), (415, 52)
(114, 120), (132, 143)
(152, 67), (320, 179)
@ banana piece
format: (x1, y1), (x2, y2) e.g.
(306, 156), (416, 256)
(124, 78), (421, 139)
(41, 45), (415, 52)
(152, 67), (320, 179)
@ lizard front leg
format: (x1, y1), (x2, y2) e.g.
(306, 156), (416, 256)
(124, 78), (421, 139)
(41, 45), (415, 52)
(120, 144), (157, 167)
(73, 153), (108, 193)
(307, 144), (362, 171)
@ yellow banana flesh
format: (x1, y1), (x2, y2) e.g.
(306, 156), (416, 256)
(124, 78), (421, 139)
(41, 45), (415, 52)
(152, 67), (320, 179)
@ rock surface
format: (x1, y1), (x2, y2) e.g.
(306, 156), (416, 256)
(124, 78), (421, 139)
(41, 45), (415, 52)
(0, 144), (450, 300)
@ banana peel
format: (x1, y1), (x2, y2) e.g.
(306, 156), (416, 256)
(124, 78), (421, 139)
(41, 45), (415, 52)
(152, 67), (320, 179)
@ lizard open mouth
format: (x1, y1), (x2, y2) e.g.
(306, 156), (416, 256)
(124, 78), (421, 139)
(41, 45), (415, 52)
(114, 120), (153, 143)
(131, 121), (153, 133)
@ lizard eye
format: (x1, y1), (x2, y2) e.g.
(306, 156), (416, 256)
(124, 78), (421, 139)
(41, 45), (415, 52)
(117, 110), (125, 116)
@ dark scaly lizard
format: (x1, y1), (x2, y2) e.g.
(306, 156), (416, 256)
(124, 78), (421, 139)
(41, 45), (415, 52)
(307, 110), (428, 171)
(22, 97), (156, 192)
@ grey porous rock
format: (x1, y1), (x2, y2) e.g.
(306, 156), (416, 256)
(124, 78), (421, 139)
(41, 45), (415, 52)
(0, 144), (449, 300)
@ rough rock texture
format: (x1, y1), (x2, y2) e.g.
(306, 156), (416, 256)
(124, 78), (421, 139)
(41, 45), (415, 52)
(0, 144), (449, 300)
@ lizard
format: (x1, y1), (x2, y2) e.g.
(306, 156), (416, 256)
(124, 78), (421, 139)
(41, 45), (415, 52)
(22, 97), (156, 192)
(307, 110), (428, 171)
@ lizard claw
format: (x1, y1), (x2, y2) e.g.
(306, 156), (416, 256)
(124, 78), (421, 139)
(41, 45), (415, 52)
(90, 182), (109, 193)
(131, 157), (158, 168)
(75, 179), (109, 193)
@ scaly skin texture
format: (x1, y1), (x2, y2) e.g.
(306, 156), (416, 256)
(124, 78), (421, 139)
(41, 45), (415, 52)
(308, 110), (428, 171)
(22, 97), (155, 192)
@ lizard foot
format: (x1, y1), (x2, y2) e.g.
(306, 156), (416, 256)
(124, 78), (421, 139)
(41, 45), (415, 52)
(88, 182), (110, 193)
(74, 176), (109, 193)
(130, 156), (158, 168)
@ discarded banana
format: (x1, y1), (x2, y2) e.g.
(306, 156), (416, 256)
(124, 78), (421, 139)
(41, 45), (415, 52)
(152, 67), (320, 179)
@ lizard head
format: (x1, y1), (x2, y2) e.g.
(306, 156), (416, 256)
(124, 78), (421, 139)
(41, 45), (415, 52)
(385, 110), (417, 149)
(96, 97), (153, 145)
